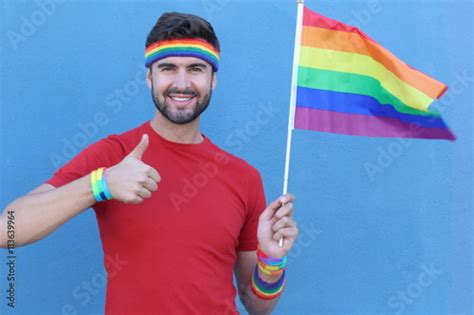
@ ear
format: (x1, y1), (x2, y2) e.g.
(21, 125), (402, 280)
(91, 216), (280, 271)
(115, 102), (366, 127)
(146, 68), (152, 89)
(211, 73), (217, 90)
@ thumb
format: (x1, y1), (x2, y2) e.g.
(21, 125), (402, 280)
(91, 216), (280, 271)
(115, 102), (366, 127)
(129, 134), (149, 160)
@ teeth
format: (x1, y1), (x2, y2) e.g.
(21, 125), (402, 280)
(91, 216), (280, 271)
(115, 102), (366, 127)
(171, 97), (192, 102)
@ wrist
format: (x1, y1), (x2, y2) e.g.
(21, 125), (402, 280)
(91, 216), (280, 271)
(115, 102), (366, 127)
(250, 244), (287, 300)
(257, 267), (284, 283)
(251, 265), (286, 300)
(90, 167), (113, 202)
(256, 245), (287, 274)
(257, 244), (285, 259)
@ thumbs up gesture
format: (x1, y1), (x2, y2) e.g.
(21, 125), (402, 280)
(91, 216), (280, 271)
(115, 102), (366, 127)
(105, 134), (161, 204)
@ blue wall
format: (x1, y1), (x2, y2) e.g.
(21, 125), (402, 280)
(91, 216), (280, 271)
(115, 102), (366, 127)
(1, 0), (472, 314)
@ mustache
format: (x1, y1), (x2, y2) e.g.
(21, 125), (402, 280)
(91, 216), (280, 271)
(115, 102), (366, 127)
(164, 88), (197, 97)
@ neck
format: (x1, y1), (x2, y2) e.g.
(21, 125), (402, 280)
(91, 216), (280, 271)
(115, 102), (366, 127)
(149, 112), (204, 144)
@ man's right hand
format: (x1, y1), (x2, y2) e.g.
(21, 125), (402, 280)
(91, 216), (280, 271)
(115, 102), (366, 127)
(105, 134), (161, 204)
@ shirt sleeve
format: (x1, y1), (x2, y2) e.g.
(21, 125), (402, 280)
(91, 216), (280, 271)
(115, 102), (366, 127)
(46, 135), (125, 188)
(236, 167), (267, 251)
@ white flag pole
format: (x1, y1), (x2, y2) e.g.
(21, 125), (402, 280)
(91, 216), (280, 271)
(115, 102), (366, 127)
(279, 0), (304, 247)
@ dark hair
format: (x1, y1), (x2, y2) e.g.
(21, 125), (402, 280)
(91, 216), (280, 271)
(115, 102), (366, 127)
(145, 12), (220, 52)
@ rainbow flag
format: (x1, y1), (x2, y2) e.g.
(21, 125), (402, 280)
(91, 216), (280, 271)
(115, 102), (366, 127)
(294, 7), (455, 140)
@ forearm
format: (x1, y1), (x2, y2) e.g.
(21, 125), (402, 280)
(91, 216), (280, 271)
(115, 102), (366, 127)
(0, 174), (96, 247)
(238, 193), (297, 314)
(241, 266), (284, 315)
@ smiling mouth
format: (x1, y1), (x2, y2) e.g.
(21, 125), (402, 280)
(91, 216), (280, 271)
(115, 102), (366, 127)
(170, 96), (193, 102)
(166, 94), (196, 107)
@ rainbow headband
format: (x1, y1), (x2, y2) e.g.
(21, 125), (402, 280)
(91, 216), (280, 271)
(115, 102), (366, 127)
(144, 38), (220, 72)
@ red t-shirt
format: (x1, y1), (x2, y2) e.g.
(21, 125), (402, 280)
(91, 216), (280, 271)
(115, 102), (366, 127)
(46, 121), (267, 315)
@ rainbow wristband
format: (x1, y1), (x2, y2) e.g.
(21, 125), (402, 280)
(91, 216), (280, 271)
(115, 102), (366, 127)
(256, 246), (287, 276)
(100, 170), (113, 200)
(90, 167), (113, 202)
(251, 266), (286, 300)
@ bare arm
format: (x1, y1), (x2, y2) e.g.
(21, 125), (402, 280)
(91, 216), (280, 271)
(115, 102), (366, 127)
(235, 194), (298, 314)
(0, 134), (160, 248)
(0, 176), (97, 248)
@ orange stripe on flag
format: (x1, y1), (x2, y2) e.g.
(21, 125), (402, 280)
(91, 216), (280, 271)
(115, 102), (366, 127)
(301, 26), (446, 100)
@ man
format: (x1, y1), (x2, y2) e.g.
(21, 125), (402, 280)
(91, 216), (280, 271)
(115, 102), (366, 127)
(0, 12), (298, 314)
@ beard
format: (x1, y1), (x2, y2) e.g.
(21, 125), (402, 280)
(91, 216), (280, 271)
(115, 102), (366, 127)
(151, 83), (212, 125)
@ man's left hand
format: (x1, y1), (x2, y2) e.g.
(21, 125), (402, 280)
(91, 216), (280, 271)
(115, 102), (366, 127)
(257, 193), (298, 258)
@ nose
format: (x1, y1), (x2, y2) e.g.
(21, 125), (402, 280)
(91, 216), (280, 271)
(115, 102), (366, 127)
(171, 69), (191, 90)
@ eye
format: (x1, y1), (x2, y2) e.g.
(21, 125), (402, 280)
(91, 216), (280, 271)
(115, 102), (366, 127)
(160, 66), (174, 72)
(190, 67), (204, 73)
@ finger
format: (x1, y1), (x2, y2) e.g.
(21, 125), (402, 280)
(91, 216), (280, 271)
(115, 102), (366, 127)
(128, 134), (149, 160)
(128, 196), (144, 204)
(137, 188), (152, 199)
(280, 193), (295, 204)
(259, 198), (284, 221)
(274, 202), (294, 220)
(146, 166), (161, 183)
(282, 235), (295, 252)
(260, 193), (296, 221)
(269, 194), (295, 217)
(142, 177), (158, 192)
(273, 227), (298, 242)
(272, 216), (294, 233)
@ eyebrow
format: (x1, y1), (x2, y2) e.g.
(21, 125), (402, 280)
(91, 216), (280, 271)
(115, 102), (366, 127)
(156, 63), (177, 69)
(156, 62), (209, 70)
(188, 63), (208, 69)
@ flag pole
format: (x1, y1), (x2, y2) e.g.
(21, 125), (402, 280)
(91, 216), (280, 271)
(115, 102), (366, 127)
(280, 0), (304, 247)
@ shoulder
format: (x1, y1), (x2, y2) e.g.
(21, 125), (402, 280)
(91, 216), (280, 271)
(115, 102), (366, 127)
(207, 139), (262, 182)
(86, 122), (149, 161)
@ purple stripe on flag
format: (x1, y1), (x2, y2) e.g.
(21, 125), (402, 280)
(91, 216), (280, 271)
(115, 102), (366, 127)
(296, 86), (447, 128)
(295, 107), (456, 140)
